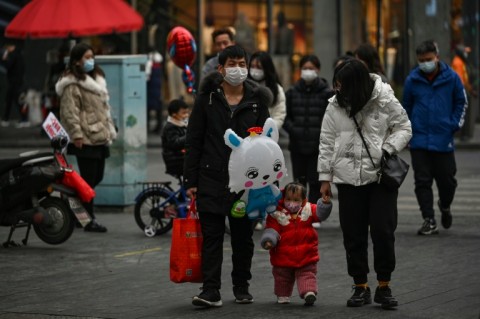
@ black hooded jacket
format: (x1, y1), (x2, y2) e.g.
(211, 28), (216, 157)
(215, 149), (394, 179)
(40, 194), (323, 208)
(284, 77), (334, 154)
(184, 72), (273, 215)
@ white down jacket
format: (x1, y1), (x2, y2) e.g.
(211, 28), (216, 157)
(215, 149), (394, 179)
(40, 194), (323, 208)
(317, 74), (412, 186)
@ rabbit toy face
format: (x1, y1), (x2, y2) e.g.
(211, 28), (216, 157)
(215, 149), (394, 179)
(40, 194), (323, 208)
(224, 118), (287, 194)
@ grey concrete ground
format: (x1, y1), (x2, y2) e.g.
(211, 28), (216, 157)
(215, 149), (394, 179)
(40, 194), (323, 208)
(1, 127), (480, 319)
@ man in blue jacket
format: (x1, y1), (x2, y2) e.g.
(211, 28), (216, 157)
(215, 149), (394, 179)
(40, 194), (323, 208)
(403, 40), (467, 236)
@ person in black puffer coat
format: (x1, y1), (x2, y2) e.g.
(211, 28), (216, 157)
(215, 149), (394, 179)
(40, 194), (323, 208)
(284, 55), (334, 203)
(184, 45), (272, 308)
(161, 99), (189, 177)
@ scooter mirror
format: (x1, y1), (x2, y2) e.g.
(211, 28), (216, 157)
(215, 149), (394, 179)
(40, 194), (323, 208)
(51, 135), (69, 150)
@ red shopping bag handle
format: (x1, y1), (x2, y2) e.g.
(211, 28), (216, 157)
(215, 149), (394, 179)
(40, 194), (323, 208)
(188, 197), (198, 219)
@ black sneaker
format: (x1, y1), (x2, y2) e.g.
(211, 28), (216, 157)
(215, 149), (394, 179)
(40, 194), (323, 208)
(417, 218), (439, 235)
(192, 289), (222, 307)
(374, 286), (398, 309)
(347, 286), (371, 307)
(84, 220), (107, 233)
(233, 286), (253, 304)
(438, 200), (452, 229)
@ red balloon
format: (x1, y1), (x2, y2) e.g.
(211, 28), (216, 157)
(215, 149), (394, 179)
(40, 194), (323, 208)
(167, 26), (197, 68)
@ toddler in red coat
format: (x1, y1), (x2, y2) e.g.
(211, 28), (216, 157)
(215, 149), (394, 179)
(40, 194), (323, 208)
(260, 182), (331, 305)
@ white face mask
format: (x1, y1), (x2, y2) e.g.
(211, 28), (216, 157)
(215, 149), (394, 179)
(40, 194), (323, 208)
(249, 68), (265, 81)
(224, 67), (248, 86)
(301, 69), (318, 82)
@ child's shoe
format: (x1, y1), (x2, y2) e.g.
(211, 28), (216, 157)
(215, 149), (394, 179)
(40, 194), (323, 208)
(277, 296), (290, 304)
(304, 292), (316, 306)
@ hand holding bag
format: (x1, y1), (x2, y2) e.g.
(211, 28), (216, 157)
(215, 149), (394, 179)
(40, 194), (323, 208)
(353, 117), (409, 189)
(169, 198), (203, 283)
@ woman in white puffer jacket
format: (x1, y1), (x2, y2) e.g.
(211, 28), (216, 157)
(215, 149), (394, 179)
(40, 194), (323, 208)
(318, 59), (411, 310)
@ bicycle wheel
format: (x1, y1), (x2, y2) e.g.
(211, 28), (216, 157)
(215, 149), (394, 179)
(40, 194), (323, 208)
(134, 189), (177, 236)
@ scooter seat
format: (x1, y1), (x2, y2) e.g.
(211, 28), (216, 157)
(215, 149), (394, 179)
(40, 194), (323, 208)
(0, 152), (53, 176)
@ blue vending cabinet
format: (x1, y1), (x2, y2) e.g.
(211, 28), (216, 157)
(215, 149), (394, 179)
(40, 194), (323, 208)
(94, 55), (148, 206)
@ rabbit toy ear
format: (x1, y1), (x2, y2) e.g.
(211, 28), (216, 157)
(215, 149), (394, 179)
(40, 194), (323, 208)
(262, 118), (279, 142)
(224, 128), (243, 150)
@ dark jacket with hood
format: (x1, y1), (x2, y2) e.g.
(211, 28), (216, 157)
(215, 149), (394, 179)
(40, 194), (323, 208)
(184, 72), (273, 215)
(284, 77), (334, 154)
(161, 118), (187, 176)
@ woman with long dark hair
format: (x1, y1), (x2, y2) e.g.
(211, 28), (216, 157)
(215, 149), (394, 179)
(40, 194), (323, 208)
(248, 51), (286, 130)
(56, 43), (117, 232)
(248, 51), (287, 230)
(318, 59), (411, 309)
(354, 43), (388, 83)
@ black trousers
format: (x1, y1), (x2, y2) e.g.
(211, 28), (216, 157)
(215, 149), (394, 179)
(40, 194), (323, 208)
(76, 156), (105, 219)
(198, 211), (254, 290)
(337, 183), (398, 284)
(410, 149), (457, 220)
(290, 152), (321, 202)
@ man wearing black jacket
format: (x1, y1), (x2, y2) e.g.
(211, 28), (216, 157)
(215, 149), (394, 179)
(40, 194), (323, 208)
(184, 44), (272, 308)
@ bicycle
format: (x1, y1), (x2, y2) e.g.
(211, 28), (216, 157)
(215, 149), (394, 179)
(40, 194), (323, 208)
(134, 176), (231, 237)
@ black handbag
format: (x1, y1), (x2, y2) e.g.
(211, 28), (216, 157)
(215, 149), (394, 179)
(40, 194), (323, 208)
(353, 117), (409, 189)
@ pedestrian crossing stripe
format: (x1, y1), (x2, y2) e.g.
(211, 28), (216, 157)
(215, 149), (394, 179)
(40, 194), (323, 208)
(397, 203), (480, 212)
(397, 195), (480, 203)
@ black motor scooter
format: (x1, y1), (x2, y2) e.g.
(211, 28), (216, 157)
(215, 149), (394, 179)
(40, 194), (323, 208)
(0, 136), (91, 247)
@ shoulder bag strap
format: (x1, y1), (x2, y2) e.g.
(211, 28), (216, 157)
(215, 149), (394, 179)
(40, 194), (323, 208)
(353, 116), (376, 169)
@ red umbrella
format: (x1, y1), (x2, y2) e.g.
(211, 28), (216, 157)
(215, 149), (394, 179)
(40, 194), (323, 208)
(5, 0), (144, 39)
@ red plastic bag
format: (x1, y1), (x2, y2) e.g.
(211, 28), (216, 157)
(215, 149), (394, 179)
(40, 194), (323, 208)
(170, 198), (203, 283)
(61, 169), (96, 203)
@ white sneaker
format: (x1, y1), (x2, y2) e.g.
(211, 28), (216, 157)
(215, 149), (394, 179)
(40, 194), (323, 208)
(277, 296), (290, 304)
(1, 120), (9, 127)
(304, 291), (316, 306)
(312, 222), (321, 229)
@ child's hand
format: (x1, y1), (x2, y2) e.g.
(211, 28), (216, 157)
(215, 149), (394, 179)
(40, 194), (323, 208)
(263, 241), (273, 250)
